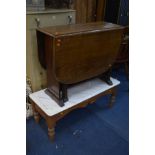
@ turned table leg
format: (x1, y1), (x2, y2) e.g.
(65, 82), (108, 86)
(48, 127), (55, 141)
(31, 102), (40, 123)
(33, 111), (40, 123)
(109, 88), (117, 108)
(46, 118), (56, 142)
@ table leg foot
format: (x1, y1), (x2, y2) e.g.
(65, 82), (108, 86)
(46, 119), (56, 142)
(48, 127), (55, 141)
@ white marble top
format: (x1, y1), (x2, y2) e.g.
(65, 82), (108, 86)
(29, 77), (120, 116)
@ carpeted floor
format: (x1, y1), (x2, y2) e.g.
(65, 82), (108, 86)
(26, 67), (129, 155)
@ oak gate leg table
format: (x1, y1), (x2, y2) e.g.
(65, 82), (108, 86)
(29, 77), (120, 142)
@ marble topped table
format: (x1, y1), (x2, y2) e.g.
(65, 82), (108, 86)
(29, 77), (120, 141)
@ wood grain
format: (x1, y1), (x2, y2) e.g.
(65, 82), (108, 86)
(96, 0), (106, 21)
(73, 0), (106, 23)
(54, 29), (123, 84)
(37, 22), (123, 105)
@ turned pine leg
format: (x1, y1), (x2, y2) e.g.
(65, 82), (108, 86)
(109, 88), (117, 108)
(48, 127), (55, 141)
(46, 118), (56, 142)
(31, 102), (40, 123)
(33, 111), (40, 123)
